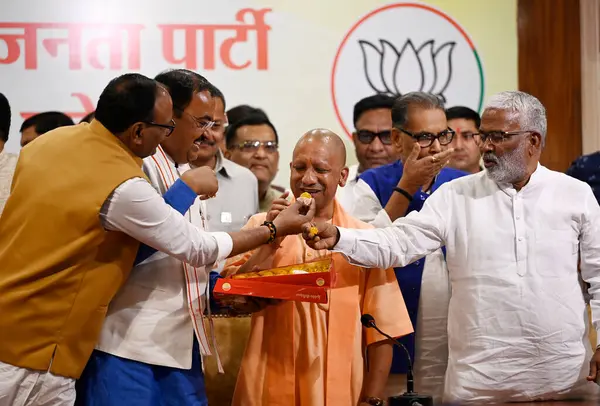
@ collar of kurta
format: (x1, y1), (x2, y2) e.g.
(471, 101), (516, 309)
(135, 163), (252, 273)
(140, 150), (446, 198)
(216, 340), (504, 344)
(213, 148), (230, 177)
(493, 163), (545, 195)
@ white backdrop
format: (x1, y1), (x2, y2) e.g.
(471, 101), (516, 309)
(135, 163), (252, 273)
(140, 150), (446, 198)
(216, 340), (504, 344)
(0, 0), (517, 186)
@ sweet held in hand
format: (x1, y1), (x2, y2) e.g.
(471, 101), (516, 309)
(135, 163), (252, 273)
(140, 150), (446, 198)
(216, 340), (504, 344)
(296, 192), (314, 217)
(298, 192), (318, 238)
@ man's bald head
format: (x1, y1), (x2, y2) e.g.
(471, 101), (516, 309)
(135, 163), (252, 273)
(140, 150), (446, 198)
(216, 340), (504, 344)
(293, 129), (346, 168)
(290, 128), (349, 215)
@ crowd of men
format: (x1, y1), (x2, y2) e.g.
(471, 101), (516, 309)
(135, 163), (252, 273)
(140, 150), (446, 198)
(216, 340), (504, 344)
(0, 68), (599, 406)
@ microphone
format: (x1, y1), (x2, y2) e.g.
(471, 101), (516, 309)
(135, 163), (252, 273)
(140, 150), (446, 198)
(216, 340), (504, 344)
(360, 314), (433, 406)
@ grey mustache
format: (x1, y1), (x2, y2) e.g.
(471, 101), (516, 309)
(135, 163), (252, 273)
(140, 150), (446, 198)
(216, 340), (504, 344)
(483, 154), (498, 163)
(195, 135), (215, 146)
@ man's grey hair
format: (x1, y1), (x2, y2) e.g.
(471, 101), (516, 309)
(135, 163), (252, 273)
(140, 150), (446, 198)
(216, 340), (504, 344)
(485, 91), (547, 146)
(392, 92), (445, 128)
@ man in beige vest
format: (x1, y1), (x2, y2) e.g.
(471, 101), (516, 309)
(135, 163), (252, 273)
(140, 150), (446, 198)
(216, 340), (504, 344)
(0, 73), (315, 406)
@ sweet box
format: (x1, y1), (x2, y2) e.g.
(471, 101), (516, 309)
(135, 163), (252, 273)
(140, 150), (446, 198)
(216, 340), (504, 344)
(213, 258), (334, 304)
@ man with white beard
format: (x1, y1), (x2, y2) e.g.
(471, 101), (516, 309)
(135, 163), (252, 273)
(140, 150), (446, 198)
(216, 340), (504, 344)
(302, 91), (600, 404)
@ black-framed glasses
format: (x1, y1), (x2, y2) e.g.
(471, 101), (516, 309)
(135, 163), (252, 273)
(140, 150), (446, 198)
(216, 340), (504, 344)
(231, 140), (278, 153)
(473, 130), (533, 146)
(397, 127), (455, 147)
(356, 130), (392, 145)
(144, 119), (176, 136)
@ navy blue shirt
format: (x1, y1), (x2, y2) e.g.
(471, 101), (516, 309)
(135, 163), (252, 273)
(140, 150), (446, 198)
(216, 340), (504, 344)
(566, 151), (600, 204)
(359, 161), (468, 373)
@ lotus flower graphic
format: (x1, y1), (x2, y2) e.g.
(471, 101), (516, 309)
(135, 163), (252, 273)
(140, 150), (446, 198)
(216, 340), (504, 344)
(359, 39), (456, 101)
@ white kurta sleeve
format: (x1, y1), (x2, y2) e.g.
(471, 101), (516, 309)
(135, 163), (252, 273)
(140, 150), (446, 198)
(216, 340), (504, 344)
(349, 179), (394, 228)
(100, 177), (233, 268)
(578, 186), (600, 340)
(334, 182), (450, 270)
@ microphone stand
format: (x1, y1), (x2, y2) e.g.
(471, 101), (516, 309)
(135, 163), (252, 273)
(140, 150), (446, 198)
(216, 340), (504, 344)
(363, 317), (433, 406)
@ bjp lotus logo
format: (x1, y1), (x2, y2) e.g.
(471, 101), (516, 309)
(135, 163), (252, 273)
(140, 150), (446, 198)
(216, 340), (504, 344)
(358, 39), (455, 102)
(331, 3), (485, 140)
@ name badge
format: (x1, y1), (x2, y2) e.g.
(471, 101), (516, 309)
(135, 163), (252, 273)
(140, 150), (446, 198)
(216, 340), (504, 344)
(220, 212), (232, 224)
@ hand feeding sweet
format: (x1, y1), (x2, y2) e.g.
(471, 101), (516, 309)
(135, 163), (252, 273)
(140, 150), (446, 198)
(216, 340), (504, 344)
(298, 192), (319, 240)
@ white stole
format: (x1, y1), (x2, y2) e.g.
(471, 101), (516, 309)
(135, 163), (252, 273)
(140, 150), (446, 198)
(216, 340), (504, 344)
(149, 146), (223, 373)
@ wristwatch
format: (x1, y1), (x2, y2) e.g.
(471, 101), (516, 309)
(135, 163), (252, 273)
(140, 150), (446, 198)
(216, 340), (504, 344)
(363, 396), (385, 406)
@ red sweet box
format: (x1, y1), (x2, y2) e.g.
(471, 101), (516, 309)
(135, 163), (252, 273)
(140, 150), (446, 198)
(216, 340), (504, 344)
(214, 258), (335, 304)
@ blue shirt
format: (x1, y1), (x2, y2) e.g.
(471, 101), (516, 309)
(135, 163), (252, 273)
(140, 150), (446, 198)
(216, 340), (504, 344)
(359, 161), (468, 373)
(566, 151), (600, 204)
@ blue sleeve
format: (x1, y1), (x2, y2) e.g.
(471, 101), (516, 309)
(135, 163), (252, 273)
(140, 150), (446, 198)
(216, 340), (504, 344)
(208, 271), (225, 313)
(358, 170), (376, 191)
(133, 179), (197, 265)
(566, 157), (584, 180)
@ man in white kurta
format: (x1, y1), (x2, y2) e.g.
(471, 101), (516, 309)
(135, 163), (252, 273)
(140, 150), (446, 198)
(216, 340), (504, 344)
(303, 91), (600, 404)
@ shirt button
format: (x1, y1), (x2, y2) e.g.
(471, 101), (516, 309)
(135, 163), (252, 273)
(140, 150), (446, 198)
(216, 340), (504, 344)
(414, 261), (420, 266)
(518, 237), (523, 242)
(307, 252), (312, 257)
(516, 216), (521, 220)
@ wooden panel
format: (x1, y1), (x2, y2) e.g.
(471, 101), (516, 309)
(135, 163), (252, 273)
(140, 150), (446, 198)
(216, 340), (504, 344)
(518, 0), (582, 172)
(580, 0), (600, 154)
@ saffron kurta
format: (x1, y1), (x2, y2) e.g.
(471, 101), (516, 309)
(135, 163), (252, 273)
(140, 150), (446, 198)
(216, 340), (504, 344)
(224, 200), (413, 406)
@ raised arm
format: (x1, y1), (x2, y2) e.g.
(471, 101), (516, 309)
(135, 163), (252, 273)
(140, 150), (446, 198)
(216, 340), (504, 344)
(304, 183), (450, 270)
(134, 178), (197, 265)
(102, 178), (314, 269)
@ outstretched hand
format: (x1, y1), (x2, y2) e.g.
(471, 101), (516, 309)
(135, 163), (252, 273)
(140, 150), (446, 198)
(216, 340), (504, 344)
(266, 191), (291, 222)
(301, 221), (339, 250)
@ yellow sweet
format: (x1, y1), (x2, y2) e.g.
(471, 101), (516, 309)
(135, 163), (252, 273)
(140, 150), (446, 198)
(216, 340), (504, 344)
(231, 258), (332, 279)
(300, 192), (312, 199)
(308, 225), (319, 239)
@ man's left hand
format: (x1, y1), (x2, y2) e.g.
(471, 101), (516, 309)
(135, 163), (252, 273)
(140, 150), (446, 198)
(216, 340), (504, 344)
(266, 191), (291, 222)
(587, 348), (600, 383)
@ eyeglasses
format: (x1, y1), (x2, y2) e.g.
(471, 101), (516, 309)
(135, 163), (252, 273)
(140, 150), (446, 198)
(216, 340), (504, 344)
(356, 130), (392, 145)
(176, 109), (218, 133)
(144, 119), (176, 136)
(397, 127), (455, 147)
(473, 130), (533, 146)
(455, 130), (477, 140)
(231, 140), (278, 153)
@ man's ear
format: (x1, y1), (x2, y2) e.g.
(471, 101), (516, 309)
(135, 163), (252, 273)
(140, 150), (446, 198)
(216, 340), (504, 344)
(530, 132), (543, 150)
(351, 131), (359, 147)
(132, 122), (145, 146)
(339, 166), (349, 187)
(391, 128), (404, 155)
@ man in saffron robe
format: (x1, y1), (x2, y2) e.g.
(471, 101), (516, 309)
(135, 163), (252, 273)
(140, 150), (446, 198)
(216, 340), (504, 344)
(223, 129), (413, 406)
